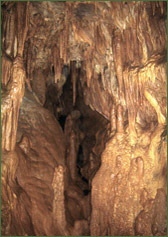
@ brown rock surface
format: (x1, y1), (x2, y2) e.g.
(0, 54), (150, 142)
(1, 1), (167, 236)
(91, 105), (167, 236)
(2, 89), (67, 236)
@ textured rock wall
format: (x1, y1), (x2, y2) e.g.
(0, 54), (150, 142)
(91, 111), (167, 235)
(1, 88), (67, 236)
(90, 2), (167, 235)
(1, 1), (167, 236)
(1, 2), (29, 151)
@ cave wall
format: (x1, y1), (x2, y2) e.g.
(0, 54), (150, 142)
(1, 1), (167, 236)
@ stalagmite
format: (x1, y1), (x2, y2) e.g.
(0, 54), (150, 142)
(136, 157), (144, 179)
(116, 104), (124, 133)
(68, 130), (78, 181)
(52, 166), (67, 235)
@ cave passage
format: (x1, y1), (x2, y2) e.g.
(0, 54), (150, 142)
(54, 62), (109, 196)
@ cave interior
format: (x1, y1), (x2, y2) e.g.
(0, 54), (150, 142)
(1, 1), (167, 236)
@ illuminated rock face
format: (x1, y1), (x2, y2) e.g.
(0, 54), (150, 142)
(1, 1), (167, 236)
(91, 105), (167, 236)
(2, 89), (67, 236)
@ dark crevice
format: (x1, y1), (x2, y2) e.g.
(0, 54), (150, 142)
(77, 145), (84, 169)
(83, 189), (90, 196)
(58, 115), (66, 131)
(43, 61), (108, 231)
(52, 65), (55, 74)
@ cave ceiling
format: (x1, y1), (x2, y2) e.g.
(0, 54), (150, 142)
(2, 1), (167, 124)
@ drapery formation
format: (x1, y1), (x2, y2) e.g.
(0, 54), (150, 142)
(1, 2), (29, 151)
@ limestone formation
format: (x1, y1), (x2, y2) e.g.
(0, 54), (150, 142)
(1, 1), (167, 236)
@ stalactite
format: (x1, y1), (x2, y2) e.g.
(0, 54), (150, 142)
(91, 54), (95, 83)
(130, 28), (140, 65)
(53, 46), (57, 84)
(29, 38), (35, 82)
(1, 2), (29, 151)
(71, 61), (77, 106)
(85, 49), (92, 88)
(53, 46), (62, 84)
(94, 72), (110, 117)
(63, 2), (69, 64)
(96, 24), (106, 56)
(1, 9), (7, 49)
(112, 29), (123, 100)
(1, 56), (26, 151)
(124, 28), (134, 63)
(5, 12), (11, 54)
(95, 1), (97, 15)
(60, 30), (64, 59)
(1, 52), (12, 86)
(26, 40), (31, 81)
(152, 2), (156, 16)
(17, 1), (29, 57)
(5, 8), (15, 57)
(100, 65), (105, 89)
(13, 36), (17, 58)
(72, 22), (93, 47)
(62, 28), (66, 64)
(159, 1), (164, 15)
(25, 40), (32, 91)
(138, 25), (149, 64)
